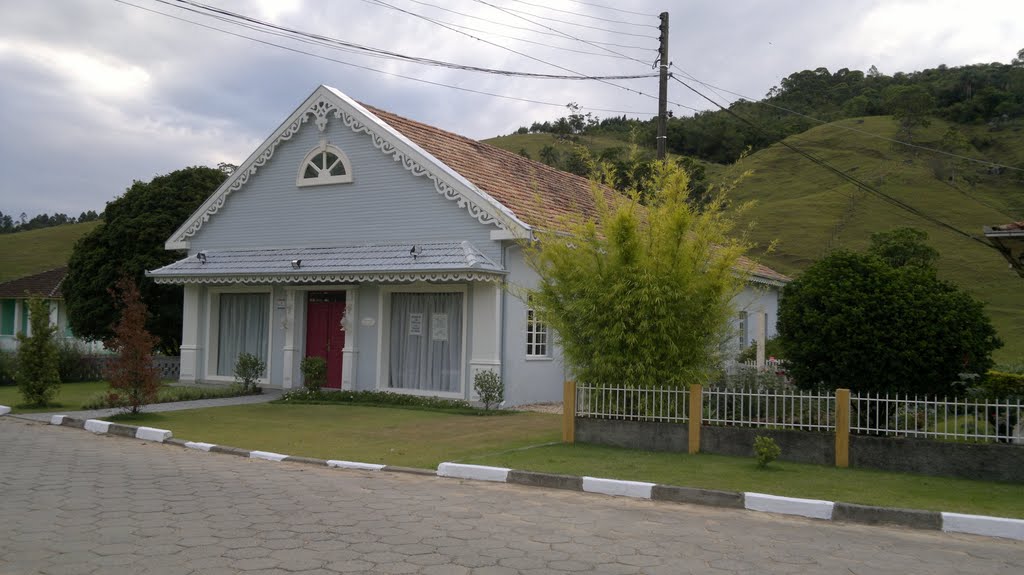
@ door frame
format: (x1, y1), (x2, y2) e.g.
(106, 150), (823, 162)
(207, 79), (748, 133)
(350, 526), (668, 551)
(377, 283), (469, 399)
(285, 286), (358, 391)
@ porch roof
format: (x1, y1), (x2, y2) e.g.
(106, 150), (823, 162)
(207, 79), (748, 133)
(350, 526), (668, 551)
(146, 242), (505, 285)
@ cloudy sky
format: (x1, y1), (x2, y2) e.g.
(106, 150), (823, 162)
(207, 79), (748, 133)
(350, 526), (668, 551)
(0, 0), (1021, 218)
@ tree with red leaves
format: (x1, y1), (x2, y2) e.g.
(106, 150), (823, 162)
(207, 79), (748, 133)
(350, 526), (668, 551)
(104, 277), (161, 414)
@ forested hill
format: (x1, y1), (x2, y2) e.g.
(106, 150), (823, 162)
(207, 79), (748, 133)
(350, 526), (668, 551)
(485, 54), (1024, 360)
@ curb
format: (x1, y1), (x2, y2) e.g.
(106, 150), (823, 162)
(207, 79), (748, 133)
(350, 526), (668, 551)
(0, 405), (10, 416)
(28, 416), (1024, 541)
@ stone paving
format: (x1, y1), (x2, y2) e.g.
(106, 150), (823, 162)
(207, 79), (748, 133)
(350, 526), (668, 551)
(0, 417), (1021, 575)
(14, 388), (283, 423)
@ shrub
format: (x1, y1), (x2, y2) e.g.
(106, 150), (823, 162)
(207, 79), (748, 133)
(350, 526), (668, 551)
(16, 298), (61, 407)
(473, 370), (504, 410)
(82, 383), (251, 410)
(0, 352), (17, 386)
(277, 389), (507, 415)
(104, 277), (161, 414)
(753, 435), (781, 469)
(300, 356), (327, 393)
(233, 352), (265, 394)
(736, 337), (785, 363)
(967, 371), (1024, 401)
(56, 340), (92, 383)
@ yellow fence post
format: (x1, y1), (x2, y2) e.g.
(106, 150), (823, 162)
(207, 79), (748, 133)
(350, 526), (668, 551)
(562, 380), (576, 444)
(688, 383), (702, 454)
(835, 388), (850, 468)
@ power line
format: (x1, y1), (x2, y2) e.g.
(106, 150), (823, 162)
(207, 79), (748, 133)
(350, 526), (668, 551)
(486, 5), (657, 36)
(389, 0), (654, 50)
(437, 21), (637, 59)
(669, 75), (997, 249)
(504, 0), (655, 27)
(563, 0), (658, 18)
(166, 0), (658, 80)
(113, 0), (655, 116)
(671, 64), (1024, 174)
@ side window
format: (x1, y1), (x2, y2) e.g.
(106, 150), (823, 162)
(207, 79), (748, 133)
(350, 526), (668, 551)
(526, 296), (549, 358)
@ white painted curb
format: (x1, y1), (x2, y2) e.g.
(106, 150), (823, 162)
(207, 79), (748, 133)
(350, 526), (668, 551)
(84, 419), (111, 434)
(745, 492), (835, 520)
(0, 405), (10, 416)
(49, 415), (66, 425)
(184, 441), (215, 451)
(134, 426), (172, 442)
(942, 512), (1024, 541)
(327, 460), (385, 471)
(250, 450), (289, 462)
(582, 477), (654, 499)
(437, 462), (510, 482)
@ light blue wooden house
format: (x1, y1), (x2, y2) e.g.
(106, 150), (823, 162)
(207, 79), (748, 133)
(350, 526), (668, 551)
(148, 86), (788, 405)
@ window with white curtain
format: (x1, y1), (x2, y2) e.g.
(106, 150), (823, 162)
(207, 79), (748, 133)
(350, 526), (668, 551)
(216, 293), (269, 377)
(388, 292), (463, 393)
(526, 296), (548, 357)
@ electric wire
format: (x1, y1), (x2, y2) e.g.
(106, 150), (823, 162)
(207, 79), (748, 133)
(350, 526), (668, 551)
(113, 0), (655, 115)
(390, 0), (654, 50)
(671, 64), (1024, 174)
(670, 75), (996, 248)
(167, 0), (656, 80)
(563, 0), (658, 18)
(504, 0), (655, 27)
(482, 5), (656, 36)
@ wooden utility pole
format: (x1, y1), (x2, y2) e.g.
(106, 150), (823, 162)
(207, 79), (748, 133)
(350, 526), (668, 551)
(656, 11), (669, 160)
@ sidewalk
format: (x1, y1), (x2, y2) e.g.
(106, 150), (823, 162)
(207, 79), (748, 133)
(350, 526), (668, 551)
(14, 388), (283, 422)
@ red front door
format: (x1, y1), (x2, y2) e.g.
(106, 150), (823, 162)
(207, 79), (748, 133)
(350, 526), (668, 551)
(305, 292), (346, 389)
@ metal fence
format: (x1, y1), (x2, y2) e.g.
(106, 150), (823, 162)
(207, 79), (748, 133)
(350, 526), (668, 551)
(703, 387), (835, 431)
(575, 383), (689, 423)
(77, 355), (181, 380)
(851, 393), (1024, 443)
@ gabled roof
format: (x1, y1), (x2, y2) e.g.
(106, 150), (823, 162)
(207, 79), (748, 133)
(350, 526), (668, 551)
(0, 267), (66, 299)
(147, 242), (504, 285)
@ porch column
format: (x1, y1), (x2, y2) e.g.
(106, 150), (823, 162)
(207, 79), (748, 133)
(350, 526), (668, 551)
(341, 287), (358, 389)
(179, 284), (201, 384)
(469, 281), (502, 400)
(755, 310), (767, 371)
(281, 288), (297, 389)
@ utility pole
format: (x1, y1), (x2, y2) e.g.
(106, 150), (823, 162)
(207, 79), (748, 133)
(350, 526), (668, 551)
(657, 11), (669, 161)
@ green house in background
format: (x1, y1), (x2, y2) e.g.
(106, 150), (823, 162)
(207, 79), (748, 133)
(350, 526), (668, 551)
(0, 267), (101, 353)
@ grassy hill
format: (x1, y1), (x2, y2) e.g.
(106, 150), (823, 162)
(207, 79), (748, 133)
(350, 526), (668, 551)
(484, 132), (640, 161)
(0, 221), (100, 283)
(486, 118), (1023, 361)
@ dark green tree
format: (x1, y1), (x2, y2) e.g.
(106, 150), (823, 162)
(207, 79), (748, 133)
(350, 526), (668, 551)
(16, 298), (61, 407)
(884, 85), (936, 130)
(64, 166), (226, 354)
(778, 233), (1001, 395)
(867, 227), (939, 268)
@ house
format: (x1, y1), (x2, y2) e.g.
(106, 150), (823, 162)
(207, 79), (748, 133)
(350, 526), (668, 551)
(0, 267), (101, 353)
(984, 221), (1024, 278)
(147, 85), (788, 405)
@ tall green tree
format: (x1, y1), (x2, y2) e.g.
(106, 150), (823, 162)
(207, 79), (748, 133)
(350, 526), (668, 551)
(64, 166), (226, 354)
(521, 161), (751, 388)
(16, 298), (61, 407)
(778, 230), (1001, 395)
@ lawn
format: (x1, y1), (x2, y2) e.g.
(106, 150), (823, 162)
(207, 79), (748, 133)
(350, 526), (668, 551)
(0, 381), (108, 413)
(463, 442), (1024, 519)
(111, 404), (562, 469)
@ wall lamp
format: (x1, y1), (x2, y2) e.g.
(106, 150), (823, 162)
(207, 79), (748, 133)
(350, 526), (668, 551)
(291, 259), (302, 269)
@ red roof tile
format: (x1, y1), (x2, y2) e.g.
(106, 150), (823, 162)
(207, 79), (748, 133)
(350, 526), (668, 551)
(0, 267), (67, 299)
(364, 105), (790, 284)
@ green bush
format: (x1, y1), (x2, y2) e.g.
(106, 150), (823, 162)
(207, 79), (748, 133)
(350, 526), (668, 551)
(0, 352), (17, 386)
(736, 337), (785, 363)
(473, 370), (504, 410)
(82, 384), (251, 410)
(968, 371), (1024, 401)
(56, 340), (92, 383)
(753, 435), (781, 469)
(300, 356), (327, 393)
(233, 353), (265, 394)
(277, 389), (508, 415)
(16, 298), (61, 407)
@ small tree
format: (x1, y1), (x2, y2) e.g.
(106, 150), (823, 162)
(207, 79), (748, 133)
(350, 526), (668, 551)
(473, 370), (504, 411)
(233, 352), (265, 394)
(522, 161), (751, 389)
(300, 356), (327, 393)
(753, 436), (781, 469)
(16, 298), (61, 407)
(104, 277), (161, 414)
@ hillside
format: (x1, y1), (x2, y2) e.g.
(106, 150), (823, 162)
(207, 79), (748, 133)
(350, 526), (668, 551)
(0, 221), (101, 282)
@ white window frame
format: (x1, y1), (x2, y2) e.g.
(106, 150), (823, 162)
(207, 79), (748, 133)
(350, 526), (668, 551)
(204, 286), (274, 385)
(377, 283), (468, 399)
(525, 296), (550, 359)
(296, 143), (353, 187)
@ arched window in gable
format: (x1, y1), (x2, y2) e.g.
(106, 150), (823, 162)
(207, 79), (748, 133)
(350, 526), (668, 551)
(296, 144), (353, 187)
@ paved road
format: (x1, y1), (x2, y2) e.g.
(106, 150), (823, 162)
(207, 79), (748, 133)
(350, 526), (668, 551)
(0, 417), (1020, 575)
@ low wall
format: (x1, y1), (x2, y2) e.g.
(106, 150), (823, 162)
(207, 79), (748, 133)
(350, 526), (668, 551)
(576, 417), (1024, 483)
(79, 356), (180, 380)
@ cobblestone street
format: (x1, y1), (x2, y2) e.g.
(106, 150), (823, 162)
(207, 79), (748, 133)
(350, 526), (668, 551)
(1, 416), (1020, 574)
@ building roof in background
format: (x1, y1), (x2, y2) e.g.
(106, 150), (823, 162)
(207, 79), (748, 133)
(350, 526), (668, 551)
(0, 267), (66, 299)
(984, 221), (1024, 235)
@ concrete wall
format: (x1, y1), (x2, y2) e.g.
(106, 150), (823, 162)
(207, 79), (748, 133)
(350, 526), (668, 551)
(576, 418), (1024, 482)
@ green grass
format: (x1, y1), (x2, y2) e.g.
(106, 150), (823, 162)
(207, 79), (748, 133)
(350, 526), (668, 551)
(0, 221), (101, 282)
(483, 132), (642, 162)
(109, 404), (562, 469)
(0, 380), (108, 413)
(463, 442), (1024, 518)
